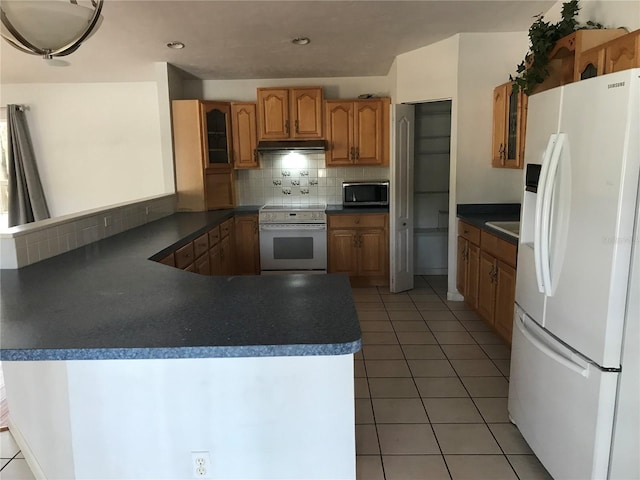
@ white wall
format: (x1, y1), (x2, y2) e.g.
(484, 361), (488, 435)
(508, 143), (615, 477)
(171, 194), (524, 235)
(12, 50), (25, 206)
(544, 0), (640, 31)
(0, 83), (166, 218)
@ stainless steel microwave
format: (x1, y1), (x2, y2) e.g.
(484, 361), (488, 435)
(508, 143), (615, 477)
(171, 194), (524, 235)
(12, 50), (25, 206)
(342, 181), (390, 207)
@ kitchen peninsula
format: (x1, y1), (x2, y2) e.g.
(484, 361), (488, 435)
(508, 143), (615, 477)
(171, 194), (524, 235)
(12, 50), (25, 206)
(0, 210), (361, 480)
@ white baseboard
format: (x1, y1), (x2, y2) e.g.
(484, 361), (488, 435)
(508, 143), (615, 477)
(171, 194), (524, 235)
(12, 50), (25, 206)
(447, 291), (464, 301)
(7, 418), (47, 480)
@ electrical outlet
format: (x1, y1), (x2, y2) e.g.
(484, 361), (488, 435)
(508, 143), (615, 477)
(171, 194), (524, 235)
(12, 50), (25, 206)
(191, 451), (211, 479)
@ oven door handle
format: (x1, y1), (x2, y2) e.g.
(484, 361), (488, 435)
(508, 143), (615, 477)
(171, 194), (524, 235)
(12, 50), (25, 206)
(259, 224), (327, 231)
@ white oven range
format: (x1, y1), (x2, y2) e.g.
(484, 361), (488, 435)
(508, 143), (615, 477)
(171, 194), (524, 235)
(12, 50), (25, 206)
(258, 204), (327, 274)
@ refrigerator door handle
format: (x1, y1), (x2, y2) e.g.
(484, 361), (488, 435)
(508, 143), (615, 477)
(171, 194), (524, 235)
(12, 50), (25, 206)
(534, 134), (558, 293)
(540, 133), (566, 296)
(516, 314), (590, 378)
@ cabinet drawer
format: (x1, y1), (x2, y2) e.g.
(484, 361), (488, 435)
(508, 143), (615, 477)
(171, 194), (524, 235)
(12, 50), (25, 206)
(175, 242), (195, 269)
(329, 214), (387, 229)
(220, 218), (233, 238)
(458, 220), (480, 245)
(158, 253), (176, 267)
(193, 233), (209, 259)
(481, 230), (517, 267)
(208, 225), (221, 246)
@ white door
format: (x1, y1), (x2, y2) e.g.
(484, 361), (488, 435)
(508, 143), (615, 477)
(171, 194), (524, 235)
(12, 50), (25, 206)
(515, 86), (562, 325)
(509, 306), (618, 480)
(390, 103), (415, 293)
(542, 70), (640, 368)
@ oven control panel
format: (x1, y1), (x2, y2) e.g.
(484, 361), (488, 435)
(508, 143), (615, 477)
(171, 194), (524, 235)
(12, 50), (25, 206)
(259, 209), (326, 224)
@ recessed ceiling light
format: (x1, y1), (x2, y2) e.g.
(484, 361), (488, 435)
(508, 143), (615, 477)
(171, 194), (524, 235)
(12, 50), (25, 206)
(166, 41), (185, 49)
(291, 37), (310, 46)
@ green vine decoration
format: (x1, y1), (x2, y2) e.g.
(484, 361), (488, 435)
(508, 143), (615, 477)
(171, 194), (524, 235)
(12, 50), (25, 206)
(511, 0), (603, 95)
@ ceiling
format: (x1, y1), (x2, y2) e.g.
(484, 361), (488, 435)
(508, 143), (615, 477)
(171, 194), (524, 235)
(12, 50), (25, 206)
(0, 0), (557, 84)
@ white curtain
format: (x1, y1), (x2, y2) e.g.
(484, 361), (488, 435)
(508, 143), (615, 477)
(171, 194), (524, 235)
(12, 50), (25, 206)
(7, 105), (50, 227)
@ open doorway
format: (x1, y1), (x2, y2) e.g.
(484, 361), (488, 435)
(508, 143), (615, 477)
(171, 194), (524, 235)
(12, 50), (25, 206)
(413, 101), (452, 275)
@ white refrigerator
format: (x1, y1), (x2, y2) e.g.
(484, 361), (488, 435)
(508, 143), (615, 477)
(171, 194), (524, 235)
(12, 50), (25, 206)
(508, 68), (640, 480)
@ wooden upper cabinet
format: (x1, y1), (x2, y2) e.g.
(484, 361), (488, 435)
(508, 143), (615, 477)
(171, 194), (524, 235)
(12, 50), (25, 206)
(257, 87), (323, 140)
(231, 102), (259, 169)
(172, 100), (235, 211)
(325, 98), (390, 167)
(604, 29), (640, 74)
(491, 82), (527, 169)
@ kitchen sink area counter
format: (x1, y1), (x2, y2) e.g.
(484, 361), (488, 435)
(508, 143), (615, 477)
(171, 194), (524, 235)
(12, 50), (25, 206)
(457, 203), (521, 245)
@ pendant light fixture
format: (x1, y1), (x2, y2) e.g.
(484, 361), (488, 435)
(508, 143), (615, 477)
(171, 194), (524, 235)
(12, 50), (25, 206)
(1, 0), (104, 59)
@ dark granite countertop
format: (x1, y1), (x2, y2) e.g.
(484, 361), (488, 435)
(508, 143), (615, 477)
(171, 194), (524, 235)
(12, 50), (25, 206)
(0, 209), (361, 361)
(457, 204), (521, 245)
(326, 204), (390, 214)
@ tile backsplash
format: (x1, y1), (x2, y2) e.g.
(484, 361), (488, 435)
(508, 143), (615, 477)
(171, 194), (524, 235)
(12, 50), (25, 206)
(235, 153), (390, 206)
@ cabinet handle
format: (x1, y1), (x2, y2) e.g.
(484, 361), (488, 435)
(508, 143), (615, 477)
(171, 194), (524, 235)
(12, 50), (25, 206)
(356, 147), (360, 159)
(499, 143), (506, 161)
(295, 119), (299, 133)
(253, 149), (258, 162)
(285, 120), (290, 134)
(350, 147), (355, 160)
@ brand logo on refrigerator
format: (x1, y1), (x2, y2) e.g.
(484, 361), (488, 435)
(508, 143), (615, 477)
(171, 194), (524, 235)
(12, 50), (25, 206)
(607, 81), (625, 89)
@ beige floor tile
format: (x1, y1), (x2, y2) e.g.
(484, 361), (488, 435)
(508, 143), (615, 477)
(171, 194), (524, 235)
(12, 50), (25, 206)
(372, 398), (429, 423)
(369, 378), (419, 398)
(365, 360), (412, 377)
(489, 424), (533, 454)
(440, 344), (489, 360)
(381, 294), (413, 303)
(408, 359), (457, 377)
(471, 330), (505, 345)
(356, 424), (380, 454)
(354, 377), (370, 398)
(426, 321), (467, 332)
(383, 455), (451, 480)
(356, 455), (385, 480)
(507, 455), (554, 480)
(481, 344), (512, 359)
(354, 359), (366, 377)
(377, 424), (440, 454)
(445, 455), (518, 480)
(445, 300), (471, 311)
(357, 302), (385, 311)
(493, 359), (511, 377)
(355, 398), (375, 424)
(433, 424), (501, 454)
(358, 310), (391, 321)
(396, 331), (437, 345)
(408, 294), (443, 303)
(415, 302), (449, 311)
(420, 310), (458, 321)
(360, 321), (395, 332)
(388, 310), (423, 320)
(402, 345), (446, 360)
(363, 345), (405, 360)
(450, 359), (503, 377)
(352, 286), (380, 294)
(460, 377), (509, 397)
(353, 293), (383, 302)
(362, 332), (399, 345)
(385, 303), (418, 311)
(415, 377), (469, 398)
(392, 321), (429, 332)
(410, 287), (437, 295)
(1, 431), (20, 458)
(459, 319), (491, 332)
(452, 309), (483, 321)
(473, 398), (510, 423)
(423, 397), (483, 423)
(433, 331), (476, 345)
(0, 459), (36, 480)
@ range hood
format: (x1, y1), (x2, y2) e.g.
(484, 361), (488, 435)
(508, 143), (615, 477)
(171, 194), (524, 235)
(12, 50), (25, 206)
(256, 140), (326, 153)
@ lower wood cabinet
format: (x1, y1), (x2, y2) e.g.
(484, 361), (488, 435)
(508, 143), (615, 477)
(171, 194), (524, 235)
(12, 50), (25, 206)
(328, 213), (389, 286)
(234, 214), (260, 275)
(457, 219), (517, 345)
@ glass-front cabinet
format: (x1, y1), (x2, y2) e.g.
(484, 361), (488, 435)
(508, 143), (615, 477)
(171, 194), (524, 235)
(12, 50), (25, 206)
(491, 82), (527, 169)
(201, 102), (232, 169)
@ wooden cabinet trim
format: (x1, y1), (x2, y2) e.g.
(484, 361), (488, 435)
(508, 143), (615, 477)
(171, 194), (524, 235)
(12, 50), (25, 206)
(458, 220), (481, 245)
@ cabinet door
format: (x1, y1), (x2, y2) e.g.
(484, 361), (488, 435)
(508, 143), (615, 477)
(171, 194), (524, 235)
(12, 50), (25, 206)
(357, 229), (387, 277)
(234, 215), (260, 275)
(219, 234), (234, 275)
(604, 31), (640, 74)
(231, 103), (259, 169)
(290, 88), (323, 139)
(205, 171), (235, 210)
(257, 88), (290, 140)
(477, 251), (497, 324)
(456, 237), (468, 296)
(201, 102), (233, 169)
(195, 253), (211, 276)
(325, 101), (354, 166)
(328, 229), (358, 275)
(495, 261), (516, 344)
(491, 83), (508, 167)
(209, 243), (222, 275)
(575, 47), (604, 81)
(354, 99), (386, 165)
(466, 243), (480, 310)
